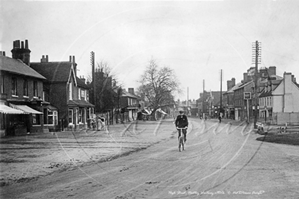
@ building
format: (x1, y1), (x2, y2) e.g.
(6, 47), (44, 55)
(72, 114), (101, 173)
(226, 66), (279, 121)
(264, 72), (299, 125)
(30, 55), (94, 130)
(0, 40), (49, 136)
(223, 79), (242, 120)
(197, 91), (226, 118)
(120, 88), (139, 122)
(232, 81), (253, 121)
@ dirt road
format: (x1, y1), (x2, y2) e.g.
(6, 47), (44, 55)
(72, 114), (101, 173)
(1, 118), (298, 199)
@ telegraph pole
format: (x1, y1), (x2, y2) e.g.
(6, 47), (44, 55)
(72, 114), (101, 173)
(252, 41), (261, 129)
(91, 51), (96, 109)
(203, 79), (205, 118)
(220, 69), (223, 116)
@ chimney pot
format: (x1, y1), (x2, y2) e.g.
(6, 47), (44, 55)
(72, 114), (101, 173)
(69, 56), (72, 62)
(25, 40), (29, 49)
(46, 55), (48, 62)
(15, 40), (20, 48)
(21, 41), (24, 49)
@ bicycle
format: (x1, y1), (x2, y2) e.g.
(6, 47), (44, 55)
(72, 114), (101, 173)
(177, 127), (187, 152)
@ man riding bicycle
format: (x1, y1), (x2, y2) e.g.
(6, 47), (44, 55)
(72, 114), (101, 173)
(175, 110), (189, 143)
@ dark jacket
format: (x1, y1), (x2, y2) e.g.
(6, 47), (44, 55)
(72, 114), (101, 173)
(175, 114), (188, 128)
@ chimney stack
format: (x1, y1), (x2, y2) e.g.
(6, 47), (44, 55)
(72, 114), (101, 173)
(41, 55), (49, 63)
(80, 76), (86, 84)
(268, 66), (276, 76)
(11, 39), (31, 66)
(128, 88), (135, 95)
(243, 73), (248, 83)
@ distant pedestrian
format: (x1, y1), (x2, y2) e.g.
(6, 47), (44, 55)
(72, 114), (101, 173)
(218, 115), (222, 123)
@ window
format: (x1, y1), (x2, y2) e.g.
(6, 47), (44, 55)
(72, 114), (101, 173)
(47, 110), (58, 125)
(23, 79), (28, 96)
(53, 111), (58, 125)
(33, 81), (38, 96)
(68, 109), (73, 123)
(78, 108), (83, 123)
(81, 89), (85, 100)
(0, 75), (4, 94)
(32, 114), (40, 125)
(78, 88), (81, 99)
(69, 82), (73, 100)
(11, 77), (17, 96)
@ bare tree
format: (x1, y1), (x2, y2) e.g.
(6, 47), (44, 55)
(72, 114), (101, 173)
(137, 58), (180, 119)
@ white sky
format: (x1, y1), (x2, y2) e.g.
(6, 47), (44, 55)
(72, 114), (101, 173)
(1, 0), (299, 100)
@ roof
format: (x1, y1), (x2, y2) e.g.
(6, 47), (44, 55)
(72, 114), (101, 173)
(68, 100), (94, 107)
(30, 61), (72, 82)
(0, 56), (46, 80)
(234, 81), (253, 90)
(121, 90), (138, 98)
(76, 77), (89, 89)
(225, 82), (243, 94)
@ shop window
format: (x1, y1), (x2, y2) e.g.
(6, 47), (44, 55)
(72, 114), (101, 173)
(32, 114), (40, 125)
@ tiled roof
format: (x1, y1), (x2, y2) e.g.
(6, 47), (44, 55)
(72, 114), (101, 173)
(226, 82), (243, 93)
(68, 100), (94, 107)
(30, 61), (72, 82)
(122, 90), (138, 98)
(76, 77), (89, 89)
(0, 56), (45, 79)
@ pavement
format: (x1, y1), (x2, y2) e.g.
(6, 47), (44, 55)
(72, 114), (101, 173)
(0, 119), (176, 187)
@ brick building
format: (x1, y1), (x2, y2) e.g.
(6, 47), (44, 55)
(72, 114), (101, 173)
(0, 40), (49, 136)
(30, 55), (94, 130)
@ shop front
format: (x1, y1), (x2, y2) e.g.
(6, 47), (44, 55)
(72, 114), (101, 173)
(0, 103), (25, 137)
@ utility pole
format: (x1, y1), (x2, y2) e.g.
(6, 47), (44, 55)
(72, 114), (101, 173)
(203, 79), (205, 118)
(252, 41), (261, 129)
(220, 69), (223, 116)
(91, 51), (96, 111)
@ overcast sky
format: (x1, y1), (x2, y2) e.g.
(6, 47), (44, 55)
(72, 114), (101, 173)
(1, 0), (299, 100)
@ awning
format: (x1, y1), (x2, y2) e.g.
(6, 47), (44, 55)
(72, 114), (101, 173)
(10, 104), (43, 114)
(0, 104), (25, 114)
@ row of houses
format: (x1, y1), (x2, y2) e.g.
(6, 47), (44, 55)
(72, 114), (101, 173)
(0, 39), (140, 137)
(223, 66), (299, 125)
(181, 66), (298, 125)
(191, 66), (299, 125)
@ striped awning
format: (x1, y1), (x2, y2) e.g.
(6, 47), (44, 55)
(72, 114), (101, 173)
(0, 104), (25, 114)
(10, 104), (43, 114)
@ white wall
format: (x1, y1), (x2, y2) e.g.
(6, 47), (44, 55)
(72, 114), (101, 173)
(273, 73), (299, 113)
